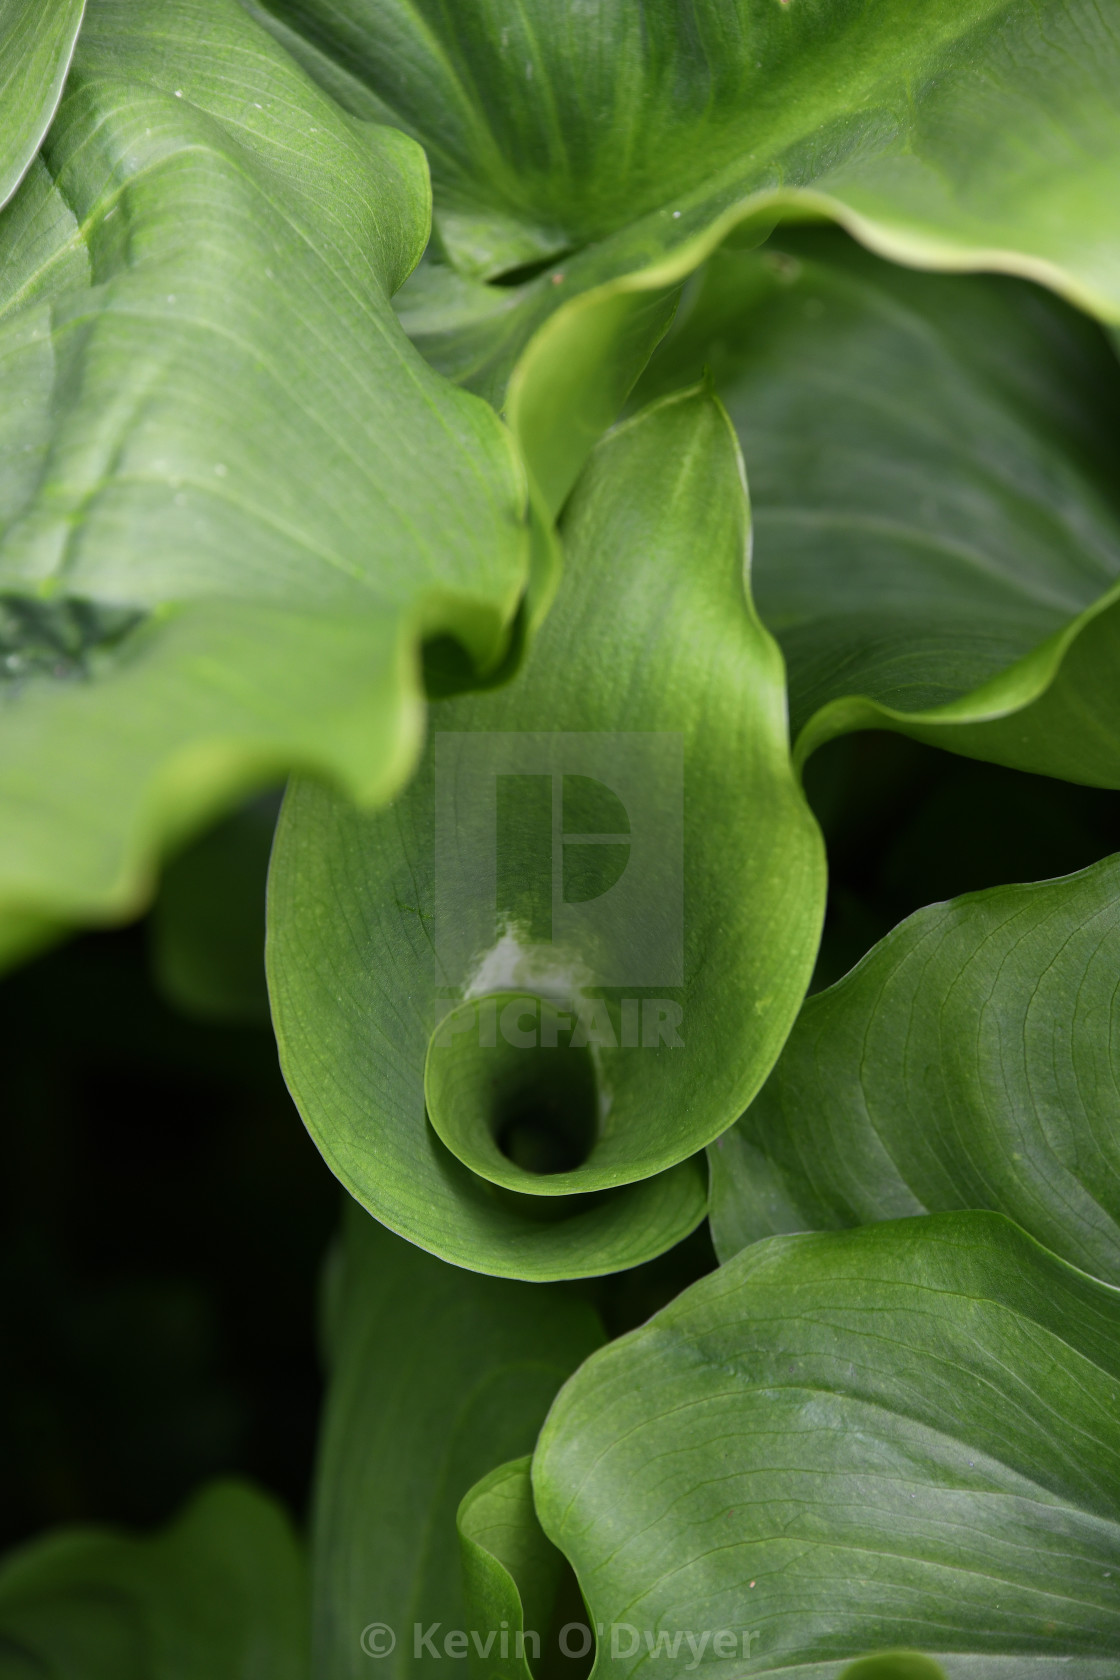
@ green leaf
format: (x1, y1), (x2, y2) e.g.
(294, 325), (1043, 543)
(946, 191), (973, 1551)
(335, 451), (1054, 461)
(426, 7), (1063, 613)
(267, 388), (825, 1280)
(840, 1660), (947, 1680)
(259, 0), (1120, 507)
(634, 228), (1120, 784)
(0, 907), (68, 975)
(458, 1458), (562, 1680)
(533, 1211), (1120, 1677)
(0, 0), (528, 936)
(0, 1480), (307, 1679)
(311, 1200), (603, 1680)
(149, 795), (277, 1025)
(0, 0), (84, 213)
(709, 853), (1120, 1284)
(457, 1466), (950, 1680)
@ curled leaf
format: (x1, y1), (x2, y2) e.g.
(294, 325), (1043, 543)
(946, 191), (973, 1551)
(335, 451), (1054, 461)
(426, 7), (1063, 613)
(635, 229), (1120, 785)
(258, 0), (1120, 506)
(267, 389), (825, 1279)
(458, 1458), (563, 1680)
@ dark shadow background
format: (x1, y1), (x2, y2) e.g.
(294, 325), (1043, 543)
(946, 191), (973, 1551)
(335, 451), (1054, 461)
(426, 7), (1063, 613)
(0, 922), (336, 1551)
(3, 733), (1120, 1552)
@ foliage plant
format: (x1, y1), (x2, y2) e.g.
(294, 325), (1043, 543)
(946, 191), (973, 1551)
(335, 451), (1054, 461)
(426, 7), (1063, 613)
(2, 2), (1120, 1676)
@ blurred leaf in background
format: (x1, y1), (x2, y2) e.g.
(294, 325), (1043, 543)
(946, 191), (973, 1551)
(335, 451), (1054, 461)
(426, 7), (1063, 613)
(149, 796), (279, 1027)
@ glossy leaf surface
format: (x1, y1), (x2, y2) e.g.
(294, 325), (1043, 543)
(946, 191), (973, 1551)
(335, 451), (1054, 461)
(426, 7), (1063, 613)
(636, 229), (1120, 784)
(460, 1460), (952, 1680)
(268, 389), (824, 1279)
(534, 1212), (1120, 1677)
(0, 0), (84, 212)
(258, 0), (1120, 509)
(710, 855), (1120, 1282)
(0, 0), (527, 934)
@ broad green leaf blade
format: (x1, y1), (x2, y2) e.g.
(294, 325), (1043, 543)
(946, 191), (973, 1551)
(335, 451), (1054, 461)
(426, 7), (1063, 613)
(312, 1200), (603, 1680)
(709, 854), (1120, 1283)
(458, 1458), (561, 1680)
(263, 0), (1120, 308)
(260, 0), (1120, 505)
(0, 0), (85, 213)
(457, 1465), (949, 1680)
(533, 1212), (1120, 1677)
(0, 1481), (307, 1679)
(0, 603), (418, 926)
(634, 229), (1120, 784)
(267, 388), (825, 1279)
(0, 0), (528, 933)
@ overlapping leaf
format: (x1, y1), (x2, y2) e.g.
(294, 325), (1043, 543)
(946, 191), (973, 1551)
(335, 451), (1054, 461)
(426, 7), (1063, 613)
(458, 1466), (950, 1680)
(709, 854), (1120, 1282)
(267, 389), (825, 1280)
(0, 0), (84, 213)
(458, 1458), (563, 1680)
(0, 0), (528, 943)
(0, 1481), (307, 1679)
(634, 228), (1120, 784)
(255, 0), (1120, 510)
(533, 1212), (1120, 1677)
(311, 1201), (602, 1680)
